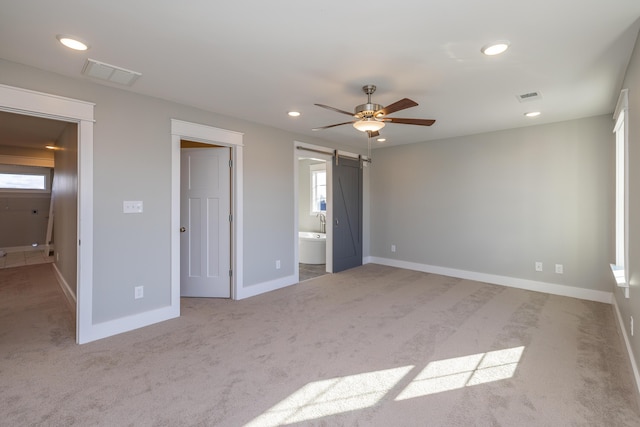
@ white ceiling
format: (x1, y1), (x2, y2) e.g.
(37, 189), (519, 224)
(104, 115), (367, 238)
(1, 1), (640, 149)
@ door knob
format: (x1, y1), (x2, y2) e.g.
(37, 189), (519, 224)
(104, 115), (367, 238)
(180, 226), (186, 232)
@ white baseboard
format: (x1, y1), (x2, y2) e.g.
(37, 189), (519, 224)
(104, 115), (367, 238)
(365, 256), (613, 304)
(82, 306), (180, 344)
(236, 274), (298, 300)
(52, 263), (76, 314)
(612, 297), (640, 395)
(0, 245), (43, 253)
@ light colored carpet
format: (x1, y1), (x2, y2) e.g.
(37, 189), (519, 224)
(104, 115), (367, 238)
(1, 263), (639, 426)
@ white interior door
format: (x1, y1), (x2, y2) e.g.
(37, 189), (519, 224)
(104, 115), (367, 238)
(180, 147), (231, 297)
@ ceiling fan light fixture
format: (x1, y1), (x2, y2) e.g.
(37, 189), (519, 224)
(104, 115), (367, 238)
(353, 118), (385, 132)
(481, 41), (510, 56)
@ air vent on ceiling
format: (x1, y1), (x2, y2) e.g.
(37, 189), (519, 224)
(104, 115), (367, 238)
(516, 91), (542, 102)
(82, 58), (141, 86)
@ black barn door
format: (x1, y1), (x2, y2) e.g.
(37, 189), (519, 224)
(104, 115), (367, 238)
(333, 156), (363, 272)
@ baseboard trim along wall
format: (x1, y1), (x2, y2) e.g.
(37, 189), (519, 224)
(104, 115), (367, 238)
(365, 257), (613, 304)
(237, 274), (298, 300)
(52, 263), (76, 315)
(612, 296), (640, 395)
(87, 306), (179, 343)
(0, 245), (45, 253)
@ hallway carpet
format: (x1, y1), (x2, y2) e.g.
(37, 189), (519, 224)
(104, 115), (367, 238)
(1, 263), (639, 426)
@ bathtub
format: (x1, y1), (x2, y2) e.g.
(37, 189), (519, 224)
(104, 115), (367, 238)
(298, 231), (326, 264)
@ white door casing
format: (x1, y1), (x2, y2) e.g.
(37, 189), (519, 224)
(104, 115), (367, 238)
(171, 119), (244, 301)
(180, 147), (231, 297)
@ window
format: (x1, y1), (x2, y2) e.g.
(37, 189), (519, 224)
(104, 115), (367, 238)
(611, 89), (629, 297)
(310, 163), (326, 214)
(0, 165), (51, 193)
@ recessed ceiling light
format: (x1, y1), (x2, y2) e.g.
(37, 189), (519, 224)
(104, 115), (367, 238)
(481, 41), (510, 56)
(377, 138), (386, 142)
(57, 34), (89, 51)
(288, 111), (301, 117)
(524, 111), (541, 117)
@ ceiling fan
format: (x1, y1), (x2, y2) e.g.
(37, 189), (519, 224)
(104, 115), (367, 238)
(312, 84), (435, 138)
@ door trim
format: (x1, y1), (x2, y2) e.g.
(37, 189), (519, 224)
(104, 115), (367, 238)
(171, 119), (244, 301)
(0, 83), (94, 344)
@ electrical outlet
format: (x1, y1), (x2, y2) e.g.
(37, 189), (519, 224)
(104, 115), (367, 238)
(276, 260), (281, 269)
(535, 262), (543, 272)
(555, 264), (563, 274)
(134, 286), (144, 299)
(391, 245), (396, 253)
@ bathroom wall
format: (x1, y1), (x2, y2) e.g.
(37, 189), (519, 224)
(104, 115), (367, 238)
(298, 158), (326, 233)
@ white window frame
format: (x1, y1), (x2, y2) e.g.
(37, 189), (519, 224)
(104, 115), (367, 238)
(611, 89), (629, 298)
(0, 164), (52, 194)
(310, 163), (327, 215)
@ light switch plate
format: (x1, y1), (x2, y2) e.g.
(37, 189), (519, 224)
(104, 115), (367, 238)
(123, 201), (143, 214)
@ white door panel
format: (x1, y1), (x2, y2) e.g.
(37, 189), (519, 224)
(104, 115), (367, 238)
(181, 147), (230, 298)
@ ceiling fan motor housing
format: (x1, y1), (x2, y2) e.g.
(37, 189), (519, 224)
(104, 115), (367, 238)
(355, 103), (384, 119)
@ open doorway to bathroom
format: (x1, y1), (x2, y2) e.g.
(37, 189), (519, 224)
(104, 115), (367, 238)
(296, 144), (332, 282)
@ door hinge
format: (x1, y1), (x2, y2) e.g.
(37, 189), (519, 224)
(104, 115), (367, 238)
(229, 214), (233, 222)
(229, 269), (233, 277)
(229, 159), (233, 168)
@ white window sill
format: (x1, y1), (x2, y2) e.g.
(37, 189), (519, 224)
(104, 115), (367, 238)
(610, 264), (629, 298)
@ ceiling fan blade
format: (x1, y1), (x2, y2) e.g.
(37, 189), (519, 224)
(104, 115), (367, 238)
(377, 98), (419, 116)
(312, 121), (356, 131)
(383, 117), (436, 126)
(314, 103), (356, 117)
(366, 130), (380, 138)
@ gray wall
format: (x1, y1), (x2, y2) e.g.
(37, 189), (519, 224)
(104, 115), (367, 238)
(0, 58), (362, 326)
(52, 123), (78, 295)
(370, 115), (613, 292)
(616, 29), (640, 376)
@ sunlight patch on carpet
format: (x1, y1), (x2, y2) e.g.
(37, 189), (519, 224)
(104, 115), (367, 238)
(395, 346), (525, 400)
(244, 366), (414, 426)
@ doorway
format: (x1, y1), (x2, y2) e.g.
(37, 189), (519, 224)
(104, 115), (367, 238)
(294, 142), (366, 280)
(170, 119), (244, 300)
(297, 155), (330, 281)
(295, 142), (334, 282)
(0, 83), (94, 343)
